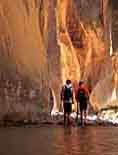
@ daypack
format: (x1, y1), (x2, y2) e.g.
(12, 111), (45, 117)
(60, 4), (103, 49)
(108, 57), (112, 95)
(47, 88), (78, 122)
(77, 89), (87, 102)
(63, 85), (73, 101)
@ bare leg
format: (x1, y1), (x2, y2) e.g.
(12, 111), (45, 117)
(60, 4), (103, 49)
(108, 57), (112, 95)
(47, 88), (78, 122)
(76, 103), (79, 121)
(64, 112), (66, 126)
(80, 110), (83, 126)
(67, 113), (70, 125)
(84, 110), (87, 125)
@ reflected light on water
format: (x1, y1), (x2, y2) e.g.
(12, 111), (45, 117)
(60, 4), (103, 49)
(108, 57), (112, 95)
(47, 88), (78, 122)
(0, 126), (118, 155)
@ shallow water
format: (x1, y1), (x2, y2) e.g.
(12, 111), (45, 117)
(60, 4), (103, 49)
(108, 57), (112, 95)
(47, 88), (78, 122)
(0, 126), (118, 155)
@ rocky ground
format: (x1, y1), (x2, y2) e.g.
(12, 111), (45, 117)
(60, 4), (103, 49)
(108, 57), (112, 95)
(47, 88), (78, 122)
(1, 111), (118, 127)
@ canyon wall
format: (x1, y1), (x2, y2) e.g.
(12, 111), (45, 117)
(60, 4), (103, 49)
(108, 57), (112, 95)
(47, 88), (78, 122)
(0, 0), (116, 119)
(0, 0), (50, 121)
(112, 0), (118, 52)
(90, 0), (118, 111)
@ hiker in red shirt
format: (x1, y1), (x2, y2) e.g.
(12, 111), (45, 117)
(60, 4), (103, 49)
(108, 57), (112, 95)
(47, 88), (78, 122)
(75, 80), (89, 126)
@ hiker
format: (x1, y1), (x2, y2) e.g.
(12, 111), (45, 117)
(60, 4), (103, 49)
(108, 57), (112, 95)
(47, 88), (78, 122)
(75, 80), (89, 126)
(61, 80), (74, 126)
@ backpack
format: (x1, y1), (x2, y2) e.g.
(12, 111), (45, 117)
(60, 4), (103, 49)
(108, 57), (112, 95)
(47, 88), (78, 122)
(63, 85), (73, 101)
(77, 89), (87, 102)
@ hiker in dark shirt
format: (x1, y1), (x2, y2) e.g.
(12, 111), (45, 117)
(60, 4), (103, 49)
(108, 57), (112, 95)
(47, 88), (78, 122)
(75, 80), (89, 126)
(61, 80), (74, 126)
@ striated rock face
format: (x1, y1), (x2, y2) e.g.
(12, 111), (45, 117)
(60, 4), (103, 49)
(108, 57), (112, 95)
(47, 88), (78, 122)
(89, 0), (118, 111)
(112, 0), (118, 52)
(90, 54), (118, 112)
(0, 0), (49, 120)
(57, 0), (112, 89)
(70, 0), (111, 87)
(0, 0), (116, 120)
(55, 0), (116, 111)
(46, 0), (61, 111)
(0, 0), (48, 78)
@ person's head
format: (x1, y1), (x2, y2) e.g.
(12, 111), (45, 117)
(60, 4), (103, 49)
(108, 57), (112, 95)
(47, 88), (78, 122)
(79, 80), (84, 86)
(66, 79), (71, 85)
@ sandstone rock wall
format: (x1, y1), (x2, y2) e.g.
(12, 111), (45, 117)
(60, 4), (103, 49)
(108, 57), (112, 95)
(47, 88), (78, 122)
(58, 0), (111, 88)
(0, 0), (116, 117)
(112, 0), (118, 52)
(89, 1), (118, 111)
(0, 0), (49, 120)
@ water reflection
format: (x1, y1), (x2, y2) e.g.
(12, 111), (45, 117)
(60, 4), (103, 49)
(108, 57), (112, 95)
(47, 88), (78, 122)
(0, 126), (118, 155)
(53, 126), (118, 155)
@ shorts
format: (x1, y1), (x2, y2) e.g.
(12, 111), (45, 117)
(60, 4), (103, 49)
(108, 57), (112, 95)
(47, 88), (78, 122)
(63, 102), (72, 114)
(79, 101), (87, 112)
